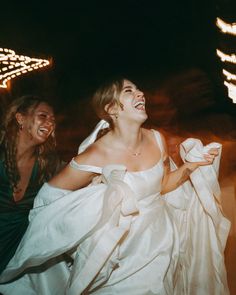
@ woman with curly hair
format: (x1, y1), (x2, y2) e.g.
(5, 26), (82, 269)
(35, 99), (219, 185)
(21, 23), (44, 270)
(0, 95), (61, 273)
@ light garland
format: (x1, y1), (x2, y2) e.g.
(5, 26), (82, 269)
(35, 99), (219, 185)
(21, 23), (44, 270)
(0, 47), (50, 88)
(216, 49), (236, 64)
(216, 17), (236, 36)
(222, 69), (236, 81)
(216, 17), (236, 104)
(224, 81), (236, 103)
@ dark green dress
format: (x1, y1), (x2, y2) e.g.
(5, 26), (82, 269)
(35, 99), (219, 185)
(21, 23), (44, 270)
(0, 159), (41, 274)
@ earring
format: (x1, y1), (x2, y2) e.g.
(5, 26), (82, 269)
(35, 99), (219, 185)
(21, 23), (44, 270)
(19, 124), (23, 130)
(115, 114), (118, 119)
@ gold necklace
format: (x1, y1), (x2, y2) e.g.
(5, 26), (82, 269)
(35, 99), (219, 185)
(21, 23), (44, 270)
(127, 135), (143, 156)
(131, 150), (141, 156)
(127, 146), (142, 156)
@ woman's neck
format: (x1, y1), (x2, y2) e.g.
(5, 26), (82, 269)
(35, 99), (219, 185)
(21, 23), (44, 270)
(111, 123), (143, 150)
(16, 136), (36, 163)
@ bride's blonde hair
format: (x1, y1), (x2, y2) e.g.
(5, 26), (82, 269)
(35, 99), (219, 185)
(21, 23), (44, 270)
(92, 77), (125, 126)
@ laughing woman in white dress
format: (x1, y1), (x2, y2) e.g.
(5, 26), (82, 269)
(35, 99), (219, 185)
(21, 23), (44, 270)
(0, 78), (230, 295)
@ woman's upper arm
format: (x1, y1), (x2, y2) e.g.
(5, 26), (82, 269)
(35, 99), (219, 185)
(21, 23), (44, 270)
(159, 133), (171, 189)
(48, 153), (96, 190)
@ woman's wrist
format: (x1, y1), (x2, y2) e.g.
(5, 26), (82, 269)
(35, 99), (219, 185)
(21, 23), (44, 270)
(185, 161), (199, 172)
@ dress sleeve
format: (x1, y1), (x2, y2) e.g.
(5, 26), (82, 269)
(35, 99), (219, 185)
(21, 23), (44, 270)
(69, 158), (102, 174)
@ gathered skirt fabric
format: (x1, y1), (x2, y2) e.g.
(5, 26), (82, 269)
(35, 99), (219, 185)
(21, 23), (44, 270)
(0, 138), (230, 295)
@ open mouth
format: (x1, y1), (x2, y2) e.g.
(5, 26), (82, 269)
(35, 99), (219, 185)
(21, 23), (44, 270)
(133, 101), (145, 111)
(38, 127), (51, 136)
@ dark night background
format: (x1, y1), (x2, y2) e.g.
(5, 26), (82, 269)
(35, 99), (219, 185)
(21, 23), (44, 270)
(1, 1), (236, 292)
(1, 0), (236, 160)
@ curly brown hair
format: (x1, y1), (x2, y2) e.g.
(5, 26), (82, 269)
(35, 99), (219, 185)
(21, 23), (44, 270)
(0, 95), (60, 190)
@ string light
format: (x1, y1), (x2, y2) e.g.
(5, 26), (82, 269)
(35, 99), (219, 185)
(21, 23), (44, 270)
(216, 17), (236, 36)
(222, 69), (236, 81)
(0, 47), (50, 88)
(224, 81), (236, 103)
(216, 17), (236, 104)
(216, 49), (236, 64)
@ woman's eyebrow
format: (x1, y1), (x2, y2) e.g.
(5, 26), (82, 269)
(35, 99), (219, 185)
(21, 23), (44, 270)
(37, 110), (55, 117)
(37, 110), (52, 114)
(122, 85), (136, 90)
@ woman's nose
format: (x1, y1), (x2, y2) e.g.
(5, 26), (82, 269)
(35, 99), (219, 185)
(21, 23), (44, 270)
(136, 89), (144, 98)
(45, 117), (55, 126)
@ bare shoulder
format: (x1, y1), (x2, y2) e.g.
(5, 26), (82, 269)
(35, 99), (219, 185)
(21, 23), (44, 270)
(73, 138), (108, 167)
(141, 128), (156, 140)
(49, 143), (104, 190)
(143, 128), (167, 144)
(158, 131), (167, 147)
(146, 127), (168, 154)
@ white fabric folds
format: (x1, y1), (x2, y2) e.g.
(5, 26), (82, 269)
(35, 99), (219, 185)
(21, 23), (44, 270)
(78, 119), (109, 154)
(0, 123), (230, 295)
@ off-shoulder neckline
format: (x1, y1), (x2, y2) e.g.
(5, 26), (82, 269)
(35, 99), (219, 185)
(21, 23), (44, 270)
(71, 129), (163, 174)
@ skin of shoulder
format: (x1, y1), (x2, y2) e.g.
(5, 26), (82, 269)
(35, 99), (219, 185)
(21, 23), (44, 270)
(151, 129), (168, 157)
(159, 132), (168, 157)
(49, 128), (166, 191)
(47, 149), (94, 192)
(48, 139), (108, 191)
(74, 137), (109, 167)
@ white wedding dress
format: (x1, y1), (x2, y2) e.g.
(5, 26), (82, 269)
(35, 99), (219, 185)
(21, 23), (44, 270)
(0, 126), (230, 295)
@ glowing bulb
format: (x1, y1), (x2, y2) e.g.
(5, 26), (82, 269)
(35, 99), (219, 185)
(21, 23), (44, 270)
(224, 81), (236, 103)
(216, 17), (236, 36)
(222, 69), (236, 81)
(0, 48), (50, 88)
(216, 49), (236, 64)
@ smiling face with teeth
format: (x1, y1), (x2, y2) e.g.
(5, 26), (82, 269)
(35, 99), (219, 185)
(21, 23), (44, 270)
(19, 102), (56, 145)
(116, 79), (148, 123)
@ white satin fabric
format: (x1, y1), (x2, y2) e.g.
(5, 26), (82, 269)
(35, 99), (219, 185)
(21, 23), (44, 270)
(0, 125), (230, 295)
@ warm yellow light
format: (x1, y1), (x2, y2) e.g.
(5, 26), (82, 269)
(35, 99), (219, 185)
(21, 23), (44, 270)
(224, 81), (236, 103)
(0, 47), (50, 88)
(216, 17), (236, 36)
(216, 49), (236, 64)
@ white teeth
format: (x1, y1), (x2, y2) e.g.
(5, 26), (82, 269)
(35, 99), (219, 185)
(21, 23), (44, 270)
(39, 127), (49, 132)
(134, 101), (145, 108)
(134, 101), (145, 109)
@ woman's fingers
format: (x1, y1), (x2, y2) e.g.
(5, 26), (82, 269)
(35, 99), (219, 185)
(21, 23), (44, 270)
(196, 153), (216, 166)
(186, 146), (220, 167)
(207, 148), (219, 156)
(196, 159), (213, 166)
(204, 154), (215, 162)
(200, 147), (220, 165)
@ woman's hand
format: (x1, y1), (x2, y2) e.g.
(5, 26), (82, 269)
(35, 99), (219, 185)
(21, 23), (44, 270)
(161, 136), (220, 194)
(198, 148), (219, 166)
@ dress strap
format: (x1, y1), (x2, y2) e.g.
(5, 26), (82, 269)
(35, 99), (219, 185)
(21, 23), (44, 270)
(152, 129), (164, 155)
(69, 158), (102, 174)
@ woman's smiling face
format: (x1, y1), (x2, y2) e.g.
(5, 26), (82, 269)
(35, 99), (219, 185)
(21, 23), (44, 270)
(117, 79), (148, 123)
(20, 102), (56, 145)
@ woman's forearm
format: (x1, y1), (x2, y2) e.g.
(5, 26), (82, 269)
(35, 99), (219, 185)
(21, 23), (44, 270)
(161, 159), (198, 194)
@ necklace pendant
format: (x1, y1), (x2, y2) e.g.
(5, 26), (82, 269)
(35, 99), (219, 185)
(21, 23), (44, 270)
(133, 151), (141, 156)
